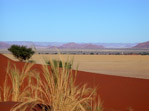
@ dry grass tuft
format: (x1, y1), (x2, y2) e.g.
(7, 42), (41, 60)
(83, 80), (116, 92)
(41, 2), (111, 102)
(0, 62), (37, 102)
(1, 56), (103, 111)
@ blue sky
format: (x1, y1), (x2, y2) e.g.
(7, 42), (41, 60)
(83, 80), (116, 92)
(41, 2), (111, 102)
(0, 0), (149, 43)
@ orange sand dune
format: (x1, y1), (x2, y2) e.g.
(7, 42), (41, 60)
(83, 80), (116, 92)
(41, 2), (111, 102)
(0, 54), (149, 111)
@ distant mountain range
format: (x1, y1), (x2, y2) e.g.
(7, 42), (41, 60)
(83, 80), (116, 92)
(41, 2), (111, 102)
(94, 43), (137, 48)
(0, 41), (149, 49)
(0, 42), (10, 49)
(133, 41), (149, 49)
(5, 41), (63, 47)
(52, 42), (104, 49)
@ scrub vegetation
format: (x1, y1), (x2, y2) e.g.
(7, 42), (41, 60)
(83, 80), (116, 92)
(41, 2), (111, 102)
(0, 58), (103, 111)
(8, 45), (35, 61)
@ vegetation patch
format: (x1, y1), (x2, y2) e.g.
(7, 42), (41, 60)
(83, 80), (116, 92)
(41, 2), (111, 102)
(46, 59), (72, 69)
(0, 58), (103, 111)
(8, 45), (35, 61)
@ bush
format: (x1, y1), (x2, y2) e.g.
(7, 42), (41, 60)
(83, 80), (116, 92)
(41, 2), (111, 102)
(8, 45), (35, 61)
(46, 59), (72, 69)
(90, 52), (94, 55)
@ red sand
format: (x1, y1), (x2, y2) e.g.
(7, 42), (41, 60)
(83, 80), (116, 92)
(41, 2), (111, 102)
(0, 54), (149, 111)
(0, 102), (18, 111)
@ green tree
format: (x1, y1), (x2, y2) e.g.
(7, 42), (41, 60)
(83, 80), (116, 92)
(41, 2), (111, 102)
(8, 45), (35, 61)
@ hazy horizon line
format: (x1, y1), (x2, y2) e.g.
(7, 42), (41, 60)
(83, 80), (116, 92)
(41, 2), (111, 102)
(0, 40), (146, 44)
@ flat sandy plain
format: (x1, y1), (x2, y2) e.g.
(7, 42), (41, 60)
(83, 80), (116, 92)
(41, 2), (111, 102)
(4, 54), (149, 79)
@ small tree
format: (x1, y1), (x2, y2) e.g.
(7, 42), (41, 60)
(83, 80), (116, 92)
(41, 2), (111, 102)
(8, 45), (35, 61)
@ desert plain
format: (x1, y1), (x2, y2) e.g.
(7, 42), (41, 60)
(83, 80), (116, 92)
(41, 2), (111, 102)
(4, 54), (149, 79)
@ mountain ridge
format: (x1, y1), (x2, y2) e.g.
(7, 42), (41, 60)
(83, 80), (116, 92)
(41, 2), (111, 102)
(54, 42), (104, 49)
(133, 41), (149, 49)
(0, 41), (147, 49)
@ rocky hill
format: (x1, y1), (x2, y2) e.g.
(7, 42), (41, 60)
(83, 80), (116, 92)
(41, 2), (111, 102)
(133, 41), (149, 49)
(0, 42), (10, 49)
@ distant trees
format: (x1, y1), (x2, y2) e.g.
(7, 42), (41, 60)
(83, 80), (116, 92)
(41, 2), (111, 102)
(8, 45), (35, 61)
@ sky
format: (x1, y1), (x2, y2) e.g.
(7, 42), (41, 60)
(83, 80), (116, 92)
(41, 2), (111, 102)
(0, 0), (149, 43)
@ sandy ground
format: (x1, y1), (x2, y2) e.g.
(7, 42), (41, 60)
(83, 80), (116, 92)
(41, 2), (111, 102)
(0, 54), (149, 111)
(4, 54), (149, 79)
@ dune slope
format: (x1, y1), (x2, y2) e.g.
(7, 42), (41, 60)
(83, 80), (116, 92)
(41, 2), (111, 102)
(0, 54), (149, 111)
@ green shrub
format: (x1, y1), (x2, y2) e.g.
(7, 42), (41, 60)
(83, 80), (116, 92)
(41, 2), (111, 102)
(90, 52), (94, 55)
(46, 59), (72, 69)
(8, 45), (35, 61)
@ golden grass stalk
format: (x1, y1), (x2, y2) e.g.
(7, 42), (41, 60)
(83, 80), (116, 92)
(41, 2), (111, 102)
(0, 62), (37, 102)
(91, 97), (103, 111)
(10, 98), (38, 111)
(7, 63), (35, 101)
(28, 56), (102, 111)
(0, 62), (12, 101)
(9, 55), (103, 111)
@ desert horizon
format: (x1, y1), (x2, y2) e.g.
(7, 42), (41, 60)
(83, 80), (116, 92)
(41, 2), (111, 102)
(1, 0), (149, 110)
